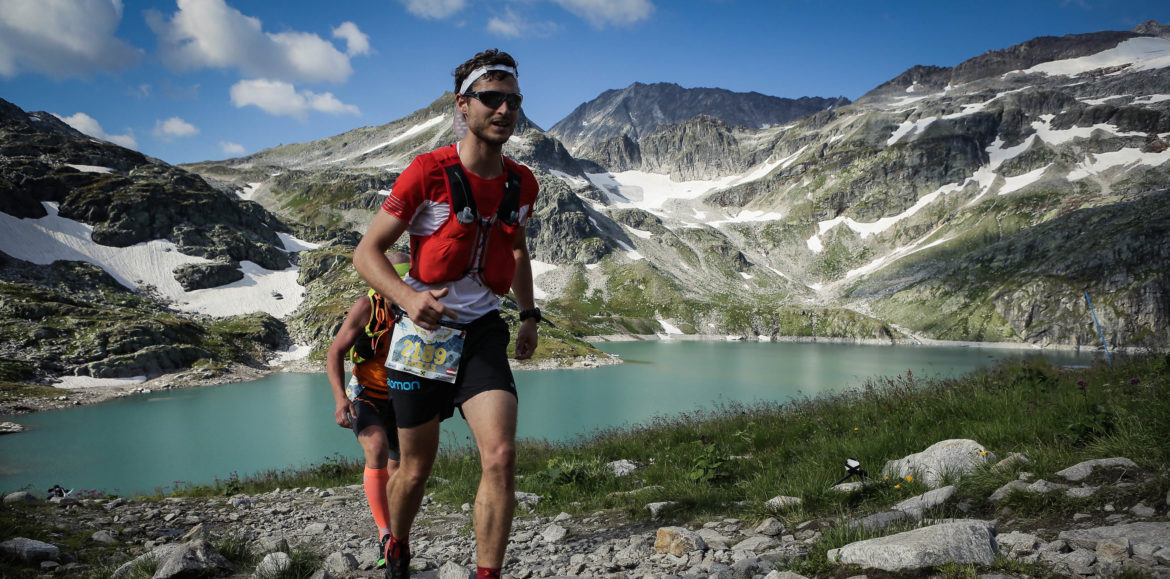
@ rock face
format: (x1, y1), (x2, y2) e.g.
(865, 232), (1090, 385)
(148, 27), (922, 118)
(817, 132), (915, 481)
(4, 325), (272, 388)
(549, 82), (848, 156)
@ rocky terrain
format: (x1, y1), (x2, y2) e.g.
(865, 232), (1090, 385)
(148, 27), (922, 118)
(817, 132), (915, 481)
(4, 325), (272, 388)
(3, 442), (1168, 578)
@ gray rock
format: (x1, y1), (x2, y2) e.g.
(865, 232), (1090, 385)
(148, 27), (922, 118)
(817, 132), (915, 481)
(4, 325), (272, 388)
(992, 452), (1030, 471)
(439, 560), (472, 579)
(882, 439), (995, 488)
(154, 539), (234, 579)
(754, 517), (786, 536)
(1066, 486), (1098, 498)
(0, 537), (59, 563)
(607, 459), (640, 477)
(851, 510), (912, 532)
(831, 482), (864, 493)
(734, 535), (779, 553)
(989, 480), (1031, 502)
(764, 495), (802, 510)
(1055, 457), (1138, 482)
(253, 552), (291, 578)
(111, 544), (182, 579)
(303, 522), (330, 534)
(827, 520), (997, 572)
(323, 551), (358, 573)
(1096, 537), (1133, 562)
(1060, 522), (1170, 558)
(762, 571), (811, 579)
(696, 528), (732, 550)
(3, 491), (39, 505)
(0, 421), (25, 434)
(1048, 548), (1097, 575)
(1026, 479), (1070, 493)
(91, 530), (117, 544)
(543, 523), (569, 543)
(654, 527), (707, 556)
(645, 501), (678, 519)
(997, 530), (1042, 555)
(515, 491), (542, 511)
(1131, 502), (1156, 517)
(894, 485), (957, 518)
(252, 534), (290, 554)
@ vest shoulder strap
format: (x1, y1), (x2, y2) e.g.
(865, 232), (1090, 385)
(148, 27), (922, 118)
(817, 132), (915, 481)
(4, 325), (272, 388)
(442, 162), (523, 225)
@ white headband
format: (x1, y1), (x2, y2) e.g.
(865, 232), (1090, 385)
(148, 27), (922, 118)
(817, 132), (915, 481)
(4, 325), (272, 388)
(458, 64), (517, 95)
(454, 64), (518, 138)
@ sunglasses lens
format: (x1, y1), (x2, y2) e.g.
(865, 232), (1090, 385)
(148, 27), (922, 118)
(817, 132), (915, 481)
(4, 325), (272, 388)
(469, 91), (522, 109)
(481, 92), (506, 108)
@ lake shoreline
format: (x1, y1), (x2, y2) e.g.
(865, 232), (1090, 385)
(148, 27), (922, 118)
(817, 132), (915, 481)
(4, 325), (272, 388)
(586, 332), (1105, 353)
(1, 335), (1103, 417)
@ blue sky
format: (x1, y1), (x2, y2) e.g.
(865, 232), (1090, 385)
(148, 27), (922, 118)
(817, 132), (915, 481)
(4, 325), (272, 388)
(2, 0), (1168, 165)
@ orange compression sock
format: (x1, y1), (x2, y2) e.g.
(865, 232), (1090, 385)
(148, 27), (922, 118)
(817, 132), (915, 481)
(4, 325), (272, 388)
(363, 466), (390, 536)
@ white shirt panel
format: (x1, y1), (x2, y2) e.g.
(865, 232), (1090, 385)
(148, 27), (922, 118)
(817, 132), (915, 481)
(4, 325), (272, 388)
(405, 200), (449, 237)
(403, 274), (501, 323)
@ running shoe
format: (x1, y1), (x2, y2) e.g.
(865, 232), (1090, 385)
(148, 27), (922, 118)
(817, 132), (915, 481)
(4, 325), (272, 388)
(376, 533), (389, 569)
(384, 539), (410, 579)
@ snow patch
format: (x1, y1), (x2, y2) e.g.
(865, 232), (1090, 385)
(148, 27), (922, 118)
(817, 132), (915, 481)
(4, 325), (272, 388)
(656, 315), (683, 335)
(361, 115), (447, 156)
(1022, 37), (1170, 77)
(54, 375), (147, 390)
(887, 116), (937, 146)
(237, 182), (262, 200)
(65, 164), (114, 174)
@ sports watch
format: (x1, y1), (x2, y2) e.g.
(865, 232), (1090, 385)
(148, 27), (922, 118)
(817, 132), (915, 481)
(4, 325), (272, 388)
(519, 308), (542, 323)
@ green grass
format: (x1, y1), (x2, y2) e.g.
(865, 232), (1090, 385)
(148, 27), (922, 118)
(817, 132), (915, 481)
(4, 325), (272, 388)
(3, 353), (1167, 577)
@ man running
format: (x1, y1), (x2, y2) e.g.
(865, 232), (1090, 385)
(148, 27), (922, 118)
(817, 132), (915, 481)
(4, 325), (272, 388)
(326, 252), (410, 568)
(353, 48), (540, 579)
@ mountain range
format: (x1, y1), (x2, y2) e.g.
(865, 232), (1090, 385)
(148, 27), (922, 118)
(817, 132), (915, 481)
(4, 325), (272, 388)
(2, 21), (1168, 386)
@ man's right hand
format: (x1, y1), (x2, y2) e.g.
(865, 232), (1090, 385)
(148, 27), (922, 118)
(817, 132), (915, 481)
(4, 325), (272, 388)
(334, 401), (355, 428)
(402, 286), (457, 330)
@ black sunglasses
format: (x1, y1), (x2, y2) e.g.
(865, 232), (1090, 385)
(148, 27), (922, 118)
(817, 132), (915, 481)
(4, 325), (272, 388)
(463, 90), (523, 110)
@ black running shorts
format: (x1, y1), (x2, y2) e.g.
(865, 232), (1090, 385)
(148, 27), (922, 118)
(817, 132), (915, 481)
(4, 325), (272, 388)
(386, 310), (518, 429)
(350, 389), (401, 462)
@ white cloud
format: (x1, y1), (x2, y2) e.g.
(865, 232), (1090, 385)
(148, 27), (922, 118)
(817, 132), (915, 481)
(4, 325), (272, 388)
(219, 141), (246, 155)
(400, 0), (466, 20)
(230, 78), (360, 120)
(54, 112), (138, 150)
(552, 0), (654, 27)
(488, 7), (558, 38)
(147, 0), (352, 83)
(332, 21), (370, 56)
(153, 116), (199, 140)
(0, 0), (138, 78)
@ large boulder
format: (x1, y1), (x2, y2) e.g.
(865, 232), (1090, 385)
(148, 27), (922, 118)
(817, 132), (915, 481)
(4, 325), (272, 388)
(0, 537), (59, 564)
(882, 439), (996, 488)
(828, 520), (997, 572)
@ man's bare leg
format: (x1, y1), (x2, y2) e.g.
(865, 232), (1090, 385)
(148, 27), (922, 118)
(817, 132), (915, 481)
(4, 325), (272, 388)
(386, 417), (440, 541)
(462, 389), (518, 568)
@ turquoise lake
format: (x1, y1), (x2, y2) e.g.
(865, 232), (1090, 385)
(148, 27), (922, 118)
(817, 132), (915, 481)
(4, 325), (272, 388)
(0, 340), (1097, 496)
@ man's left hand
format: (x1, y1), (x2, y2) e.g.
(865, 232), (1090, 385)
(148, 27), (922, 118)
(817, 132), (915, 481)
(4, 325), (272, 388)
(514, 320), (538, 360)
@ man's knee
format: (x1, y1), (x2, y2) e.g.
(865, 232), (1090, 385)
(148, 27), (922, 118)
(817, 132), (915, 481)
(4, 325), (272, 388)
(480, 441), (516, 478)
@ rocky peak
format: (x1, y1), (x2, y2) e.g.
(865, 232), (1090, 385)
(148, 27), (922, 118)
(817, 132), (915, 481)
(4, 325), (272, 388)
(1133, 19), (1170, 38)
(549, 82), (849, 157)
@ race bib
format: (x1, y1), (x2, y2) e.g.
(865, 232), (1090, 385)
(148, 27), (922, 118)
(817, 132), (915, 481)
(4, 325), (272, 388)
(345, 376), (363, 401)
(385, 316), (466, 383)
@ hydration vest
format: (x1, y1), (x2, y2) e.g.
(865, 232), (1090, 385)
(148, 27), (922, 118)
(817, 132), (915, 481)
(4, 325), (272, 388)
(408, 146), (527, 295)
(348, 290), (393, 365)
